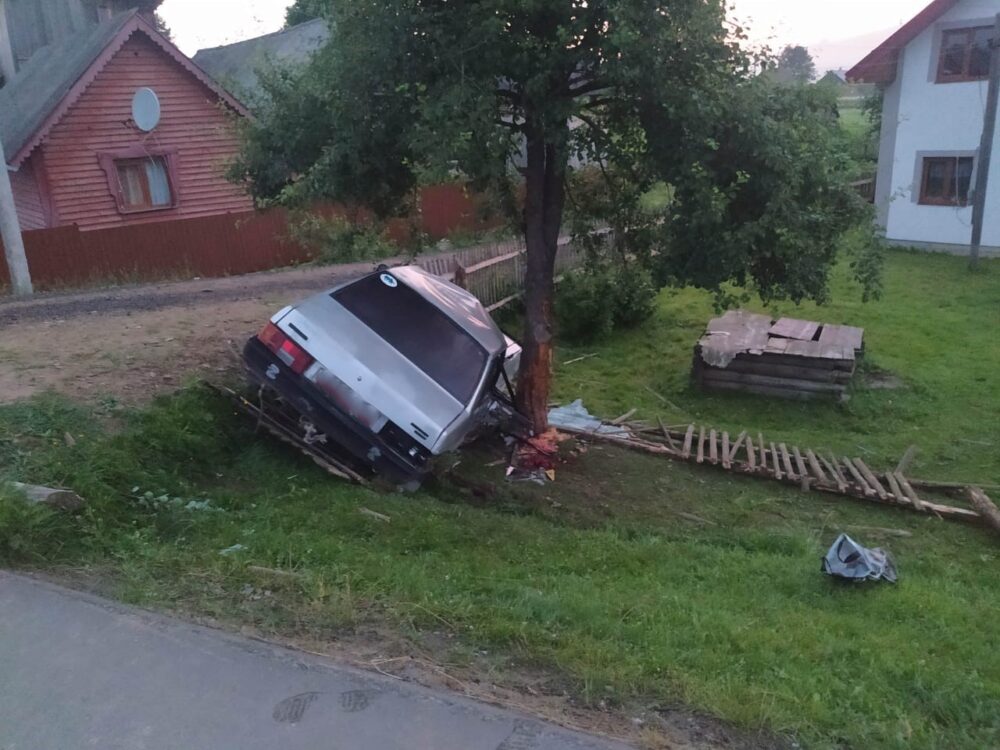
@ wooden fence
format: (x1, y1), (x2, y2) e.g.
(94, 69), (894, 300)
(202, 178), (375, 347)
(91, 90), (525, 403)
(434, 234), (585, 311)
(0, 183), (500, 292)
(851, 177), (876, 204)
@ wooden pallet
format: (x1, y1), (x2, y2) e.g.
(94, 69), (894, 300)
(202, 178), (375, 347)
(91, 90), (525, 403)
(560, 422), (986, 525)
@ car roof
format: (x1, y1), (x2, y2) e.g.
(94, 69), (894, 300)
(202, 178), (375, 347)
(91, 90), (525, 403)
(381, 266), (508, 355)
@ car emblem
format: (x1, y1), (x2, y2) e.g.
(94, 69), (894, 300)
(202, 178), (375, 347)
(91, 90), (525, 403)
(266, 364), (280, 380)
(380, 273), (398, 288)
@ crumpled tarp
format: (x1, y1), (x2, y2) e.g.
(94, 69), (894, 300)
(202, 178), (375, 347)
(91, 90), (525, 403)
(822, 533), (898, 583)
(548, 400), (631, 437)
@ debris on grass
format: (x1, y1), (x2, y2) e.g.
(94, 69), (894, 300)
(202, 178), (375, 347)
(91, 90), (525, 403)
(822, 533), (898, 584)
(10, 482), (85, 512)
(219, 544), (248, 556)
(359, 507), (391, 523)
(548, 400), (631, 437)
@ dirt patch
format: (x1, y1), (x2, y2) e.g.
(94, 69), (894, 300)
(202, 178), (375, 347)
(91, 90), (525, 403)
(0, 264), (373, 405)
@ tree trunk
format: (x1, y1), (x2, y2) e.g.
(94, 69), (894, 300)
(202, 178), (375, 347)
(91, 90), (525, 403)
(516, 125), (567, 434)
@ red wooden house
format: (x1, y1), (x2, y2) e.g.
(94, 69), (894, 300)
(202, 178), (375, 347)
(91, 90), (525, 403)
(0, 7), (252, 233)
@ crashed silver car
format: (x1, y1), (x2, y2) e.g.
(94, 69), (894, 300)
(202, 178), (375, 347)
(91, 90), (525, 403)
(243, 265), (522, 486)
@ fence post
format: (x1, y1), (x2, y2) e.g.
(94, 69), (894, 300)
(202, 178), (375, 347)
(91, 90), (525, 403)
(453, 259), (467, 289)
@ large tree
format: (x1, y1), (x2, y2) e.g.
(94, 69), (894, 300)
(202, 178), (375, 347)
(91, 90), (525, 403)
(232, 1), (876, 433)
(771, 45), (817, 84)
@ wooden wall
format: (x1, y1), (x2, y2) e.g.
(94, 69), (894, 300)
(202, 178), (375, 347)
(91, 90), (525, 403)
(39, 32), (252, 231)
(9, 155), (46, 230)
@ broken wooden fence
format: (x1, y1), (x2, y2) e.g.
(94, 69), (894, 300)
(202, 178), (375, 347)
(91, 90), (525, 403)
(448, 235), (584, 311)
(561, 421), (992, 528)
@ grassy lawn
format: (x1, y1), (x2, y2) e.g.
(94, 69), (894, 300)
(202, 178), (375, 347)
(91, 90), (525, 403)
(1, 249), (998, 748)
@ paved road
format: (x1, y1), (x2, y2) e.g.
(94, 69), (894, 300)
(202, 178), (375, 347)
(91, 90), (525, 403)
(0, 573), (630, 750)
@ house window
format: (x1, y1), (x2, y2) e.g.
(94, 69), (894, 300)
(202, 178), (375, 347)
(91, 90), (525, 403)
(937, 26), (993, 82)
(115, 156), (174, 212)
(919, 156), (974, 206)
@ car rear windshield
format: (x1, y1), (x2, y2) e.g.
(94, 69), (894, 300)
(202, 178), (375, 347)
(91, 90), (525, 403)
(332, 273), (489, 404)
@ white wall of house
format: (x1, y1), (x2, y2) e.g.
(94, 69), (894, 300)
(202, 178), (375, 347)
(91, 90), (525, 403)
(878, 0), (1000, 252)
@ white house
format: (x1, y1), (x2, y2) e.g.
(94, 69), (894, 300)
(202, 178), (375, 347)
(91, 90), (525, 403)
(849, 0), (1000, 255)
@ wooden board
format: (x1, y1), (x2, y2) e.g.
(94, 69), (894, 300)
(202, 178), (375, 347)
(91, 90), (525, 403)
(682, 425), (695, 459)
(770, 317), (820, 341)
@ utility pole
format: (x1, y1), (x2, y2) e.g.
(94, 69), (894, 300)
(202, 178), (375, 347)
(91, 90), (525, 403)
(970, 13), (1000, 271)
(0, 137), (32, 296)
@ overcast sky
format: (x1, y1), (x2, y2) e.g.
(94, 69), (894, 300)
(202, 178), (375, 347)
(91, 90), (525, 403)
(161, 0), (932, 70)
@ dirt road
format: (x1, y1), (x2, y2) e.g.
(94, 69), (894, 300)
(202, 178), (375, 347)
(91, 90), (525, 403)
(0, 263), (375, 404)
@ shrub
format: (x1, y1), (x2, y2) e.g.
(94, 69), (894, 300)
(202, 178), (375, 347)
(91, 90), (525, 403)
(290, 214), (398, 264)
(556, 263), (657, 343)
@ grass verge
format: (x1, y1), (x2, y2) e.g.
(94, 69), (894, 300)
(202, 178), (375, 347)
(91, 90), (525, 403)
(1, 248), (998, 749)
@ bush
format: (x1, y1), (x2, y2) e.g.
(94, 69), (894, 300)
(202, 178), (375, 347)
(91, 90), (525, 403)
(290, 214), (398, 264)
(556, 263), (657, 343)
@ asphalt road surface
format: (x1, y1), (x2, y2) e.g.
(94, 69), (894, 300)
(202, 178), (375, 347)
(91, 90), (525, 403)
(0, 572), (631, 750)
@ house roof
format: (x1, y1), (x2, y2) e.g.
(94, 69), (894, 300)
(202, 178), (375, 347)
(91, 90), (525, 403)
(192, 19), (330, 102)
(0, 9), (248, 168)
(847, 0), (961, 83)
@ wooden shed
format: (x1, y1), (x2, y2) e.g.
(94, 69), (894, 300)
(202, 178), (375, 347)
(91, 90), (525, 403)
(693, 311), (865, 401)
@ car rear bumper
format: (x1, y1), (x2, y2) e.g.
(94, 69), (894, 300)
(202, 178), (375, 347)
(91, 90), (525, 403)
(242, 337), (431, 485)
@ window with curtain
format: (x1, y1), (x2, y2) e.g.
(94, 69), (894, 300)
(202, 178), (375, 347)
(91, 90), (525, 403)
(919, 156), (975, 206)
(115, 156), (174, 211)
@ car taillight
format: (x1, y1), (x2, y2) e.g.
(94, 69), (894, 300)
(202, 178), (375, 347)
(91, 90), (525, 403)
(258, 322), (314, 374)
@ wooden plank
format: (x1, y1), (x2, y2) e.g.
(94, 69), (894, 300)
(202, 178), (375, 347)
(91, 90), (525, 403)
(699, 369), (847, 394)
(758, 433), (767, 467)
(728, 431), (747, 462)
(896, 445), (918, 475)
(854, 458), (888, 500)
(825, 455), (850, 491)
(894, 472), (926, 512)
(779, 443), (796, 479)
(885, 471), (903, 503)
(611, 408), (637, 425)
(842, 457), (874, 496)
(792, 447), (808, 479)
(770, 442), (783, 479)
(805, 450), (827, 482)
(967, 487), (1000, 533)
(720, 359), (854, 383)
(818, 323), (865, 353)
(682, 425), (695, 459)
(696, 426), (706, 464)
(699, 380), (832, 402)
(769, 317), (820, 341)
(656, 417), (678, 451)
(745, 352), (855, 372)
(746, 436), (757, 471)
(709, 429), (719, 464)
(721, 431), (731, 469)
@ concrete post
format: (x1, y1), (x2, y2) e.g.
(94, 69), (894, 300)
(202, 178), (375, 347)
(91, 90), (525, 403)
(970, 13), (1000, 270)
(0, 138), (33, 297)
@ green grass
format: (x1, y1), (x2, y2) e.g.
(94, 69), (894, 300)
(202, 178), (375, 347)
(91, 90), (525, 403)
(1, 249), (999, 749)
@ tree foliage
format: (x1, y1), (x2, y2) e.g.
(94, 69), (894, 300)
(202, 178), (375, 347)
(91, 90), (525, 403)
(770, 45), (817, 84)
(231, 0), (879, 430)
(284, 0), (331, 27)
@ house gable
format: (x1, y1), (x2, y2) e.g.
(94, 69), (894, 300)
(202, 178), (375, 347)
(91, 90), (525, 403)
(41, 31), (252, 230)
(0, 10), (247, 169)
(847, 0), (962, 83)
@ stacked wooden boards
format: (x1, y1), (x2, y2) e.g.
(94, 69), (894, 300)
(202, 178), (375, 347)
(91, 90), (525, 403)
(692, 311), (864, 400)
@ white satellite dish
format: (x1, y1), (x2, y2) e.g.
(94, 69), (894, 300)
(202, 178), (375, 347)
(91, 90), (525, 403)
(132, 87), (161, 132)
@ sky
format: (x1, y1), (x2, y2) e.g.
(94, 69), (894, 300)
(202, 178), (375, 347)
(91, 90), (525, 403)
(160, 0), (933, 71)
